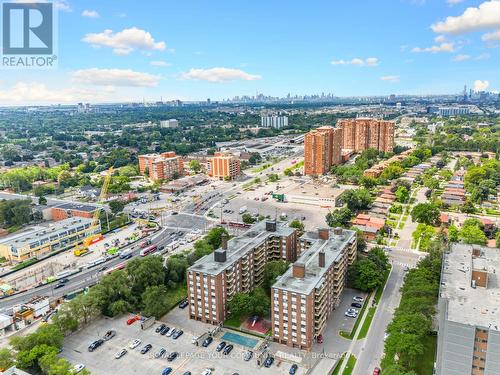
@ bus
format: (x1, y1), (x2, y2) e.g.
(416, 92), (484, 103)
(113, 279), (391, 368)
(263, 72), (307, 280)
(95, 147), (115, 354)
(55, 269), (80, 280)
(84, 257), (107, 269)
(119, 248), (133, 259)
(140, 245), (157, 257)
(105, 263), (126, 275)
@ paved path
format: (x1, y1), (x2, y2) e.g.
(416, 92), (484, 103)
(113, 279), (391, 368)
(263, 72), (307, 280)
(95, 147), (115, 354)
(396, 187), (427, 249)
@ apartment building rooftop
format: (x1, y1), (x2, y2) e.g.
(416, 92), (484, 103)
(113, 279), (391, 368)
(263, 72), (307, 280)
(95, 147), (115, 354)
(274, 228), (356, 294)
(188, 220), (295, 276)
(440, 244), (500, 330)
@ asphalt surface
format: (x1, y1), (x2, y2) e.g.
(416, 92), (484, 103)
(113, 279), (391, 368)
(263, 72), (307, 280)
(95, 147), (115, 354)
(0, 226), (182, 312)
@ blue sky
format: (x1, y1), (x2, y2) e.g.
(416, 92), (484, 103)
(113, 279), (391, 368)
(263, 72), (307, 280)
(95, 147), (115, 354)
(1, 0), (499, 104)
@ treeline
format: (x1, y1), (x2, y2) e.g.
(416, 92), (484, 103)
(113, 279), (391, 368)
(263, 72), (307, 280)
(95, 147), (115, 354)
(381, 237), (445, 374)
(0, 199), (34, 228)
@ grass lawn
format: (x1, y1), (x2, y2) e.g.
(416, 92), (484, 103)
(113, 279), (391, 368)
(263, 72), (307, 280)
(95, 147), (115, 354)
(224, 315), (243, 328)
(415, 335), (437, 375)
(164, 284), (188, 312)
(331, 354), (357, 375)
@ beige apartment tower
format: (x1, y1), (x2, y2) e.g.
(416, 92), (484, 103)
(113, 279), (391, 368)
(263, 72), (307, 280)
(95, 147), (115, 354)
(339, 118), (395, 153)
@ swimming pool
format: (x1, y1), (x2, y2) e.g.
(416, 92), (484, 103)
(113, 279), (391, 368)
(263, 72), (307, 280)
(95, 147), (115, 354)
(221, 331), (259, 348)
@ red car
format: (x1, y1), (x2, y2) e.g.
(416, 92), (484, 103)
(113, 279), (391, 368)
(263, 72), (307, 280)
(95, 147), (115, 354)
(126, 316), (139, 325)
(317, 334), (323, 344)
(373, 367), (381, 375)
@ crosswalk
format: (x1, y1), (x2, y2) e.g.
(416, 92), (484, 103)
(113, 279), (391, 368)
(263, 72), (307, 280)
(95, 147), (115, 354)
(392, 261), (414, 269)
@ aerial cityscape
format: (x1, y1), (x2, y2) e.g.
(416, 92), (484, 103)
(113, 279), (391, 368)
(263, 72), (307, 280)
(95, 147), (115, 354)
(0, 1), (499, 375)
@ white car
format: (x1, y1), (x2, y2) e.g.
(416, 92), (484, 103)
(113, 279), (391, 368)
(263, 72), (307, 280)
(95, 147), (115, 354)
(129, 339), (141, 349)
(115, 348), (127, 359)
(345, 311), (357, 318)
(166, 328), (176, 337)
(347, 308), (359, 314)
(353, 296), (364, 303)
(201, 369), (212, 375)
(72, 364), (85, 374)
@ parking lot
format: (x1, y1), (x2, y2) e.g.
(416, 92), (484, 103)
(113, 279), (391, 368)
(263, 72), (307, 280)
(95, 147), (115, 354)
(62, 307), (308, 375)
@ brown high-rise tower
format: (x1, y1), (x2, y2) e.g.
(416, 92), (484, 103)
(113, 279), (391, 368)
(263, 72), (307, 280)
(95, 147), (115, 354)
(339, 118), (394, 153)
(304, 126), (342, 176)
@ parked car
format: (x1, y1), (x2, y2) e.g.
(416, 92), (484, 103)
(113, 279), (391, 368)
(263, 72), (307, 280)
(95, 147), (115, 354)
(201, 369), (212, 375)
(156, 324), (166, 333)
(351, 302), (362, 308)
(154, 348), (166, 358)
(373, 367), (381, 375)
(72, 364), (85, 374)
(167, 352), (178, 361)
(115, 349), (127, 359)
(216, 342), (226, 352)
(140, 344), (152, 354)
(317, 334), (324, 344)
(202, 336), (213, 347)
(347, 308), (359, 314)
(126, 316), (139, 325)
(353, 296), (364, 303)
(264, 356), (274, 368)
(181, 372), (191, 375)
(172, 330), (184, 339)
(223, 344), (234, 355)
(54, 283), (65, 289)
(88, 339), (104, 352)
(166, 328), (176, 337)
(345, 311), (357, 318)
(178, 300), (189, 309)
(289, 364), (298, 375)
(244, 350), (253, 361)
(103, 330), (116, 341)
(129, 339), (141, 349)
(162, 368), (173, 375)
(160, 326), (170, 335)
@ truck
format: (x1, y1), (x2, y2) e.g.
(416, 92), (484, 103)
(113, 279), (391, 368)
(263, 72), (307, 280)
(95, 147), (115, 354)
(74, 247), (90, 257)
(140, 239), (152, 248)
(119, 248), (133, 259)
(167, 241), (179, 251)
(239, 206), (247, 214)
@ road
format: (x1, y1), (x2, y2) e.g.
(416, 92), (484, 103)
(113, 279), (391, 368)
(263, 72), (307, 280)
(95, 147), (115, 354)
(0, 225), (179, 311)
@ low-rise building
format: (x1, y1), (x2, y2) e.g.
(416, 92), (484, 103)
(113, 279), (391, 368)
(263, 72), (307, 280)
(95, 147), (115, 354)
(0, 217), (100, 262)
(436, 244), (500, 375)
(138, 152), (184, 182)
(49, 202), (98, 221)
(352, 214), (386, 241)
(24, 296), (49, 318)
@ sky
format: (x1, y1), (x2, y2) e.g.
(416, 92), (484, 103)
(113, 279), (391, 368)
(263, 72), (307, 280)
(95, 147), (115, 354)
(0, 0), (499, 105)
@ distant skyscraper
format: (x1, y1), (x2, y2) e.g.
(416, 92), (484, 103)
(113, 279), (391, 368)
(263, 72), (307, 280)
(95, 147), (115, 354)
(260, 115), (289, 129)
(304, 126), (343, 176)
(338, 118), (394, 153)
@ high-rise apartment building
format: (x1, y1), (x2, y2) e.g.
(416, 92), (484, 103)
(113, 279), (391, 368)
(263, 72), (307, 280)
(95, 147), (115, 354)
(304, 126), (342, 175)
(339, 118), (394, 153)
(160, 119), (179, 128)
(209, 152), (241, 180)
(436, 244), (500, 375)
(186, 221), (356, 350)
(261, 115), (289, 129)
(138, 152), (184, 182)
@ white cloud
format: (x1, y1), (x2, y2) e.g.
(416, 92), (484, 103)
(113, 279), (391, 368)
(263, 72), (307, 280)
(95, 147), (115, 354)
(476, 52), (491, 59)
(82, 10), (99, 18)
(411, 42), (455, 53)
(474, 80), (490, 91)
(453, 53), (471, 61)
(181, 67), (261, 83)
(82, 27), (166, 55)
(482, 29), (500, 41)
(72, 68), (161, 87)
(432, 1), (500, 34)
(380, 75), (400, 83)
(150, 60), (171, 67)
(434, 35), (447, 43)
(447, 0), (465, 5)
(330, 57), (379, 66)
(0, 82), (112, 104)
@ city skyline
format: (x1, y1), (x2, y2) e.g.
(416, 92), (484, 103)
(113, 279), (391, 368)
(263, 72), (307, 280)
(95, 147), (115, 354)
(0, 0), (499, 105)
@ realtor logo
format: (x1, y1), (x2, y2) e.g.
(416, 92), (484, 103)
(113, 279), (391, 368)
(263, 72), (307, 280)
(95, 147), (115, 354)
(1, 2), (57, 68)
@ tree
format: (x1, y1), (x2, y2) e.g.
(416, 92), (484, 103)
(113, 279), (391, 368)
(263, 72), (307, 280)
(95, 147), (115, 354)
(126, 256), (166, 295)
(0, 348), (14, 370)
(348, 259), (385, 292)
(412, 224), (436, 251)
(38, 196), (47, 205)
(204, 227), (228, 249)
(263, 260), (289, 291)
(395, 186), (410, 203)
(460, 222), (487, 245)
(326, 207), (353, 228)
(411, 203), (440, 226)
(448, 225), (459, 242)
(268, 173), (279, 182)
(248, 153), (262, 165)
(193, 240), (213, 259)
(227, 287), (270, 318)
(242, 213), (256, 224)
(109, 200), (127, 214)
(359, 176), (378, 188)
(341, 188), (373, 212)
(189, 159), (202, 174)
(141, 285), (170, 318)
(289, 219), (305, 236)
